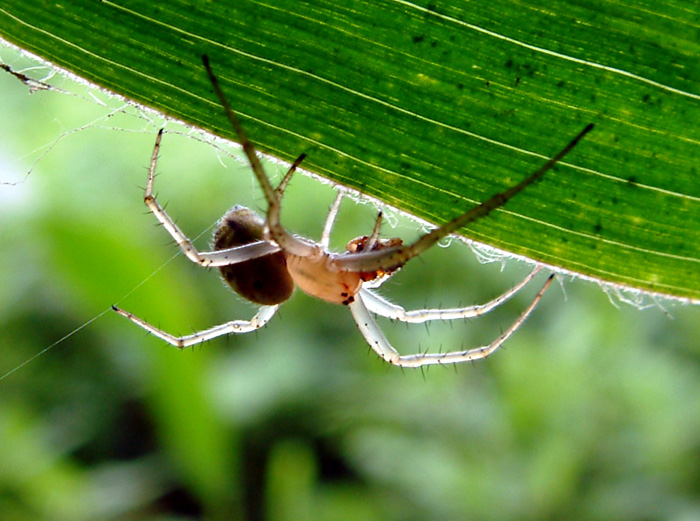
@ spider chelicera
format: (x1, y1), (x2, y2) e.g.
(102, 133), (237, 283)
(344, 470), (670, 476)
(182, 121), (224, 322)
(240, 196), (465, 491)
(112, 55), (593, 368)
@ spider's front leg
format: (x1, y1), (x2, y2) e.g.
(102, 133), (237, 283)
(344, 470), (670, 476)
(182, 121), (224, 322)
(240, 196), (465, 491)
(202, 55), (318, 259)
(334, 123), (594, 275)
(112, 305), (279, 348)
(143, 129), (280, 267)
(361, 266), (542, 323)
(349, 274), (554, 367)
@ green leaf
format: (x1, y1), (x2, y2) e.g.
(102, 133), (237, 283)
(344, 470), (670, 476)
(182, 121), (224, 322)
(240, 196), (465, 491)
(1, 0), (699, 301)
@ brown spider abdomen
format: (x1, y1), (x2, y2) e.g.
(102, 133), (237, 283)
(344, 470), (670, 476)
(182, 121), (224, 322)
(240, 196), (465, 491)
(213, 206), (295, 305)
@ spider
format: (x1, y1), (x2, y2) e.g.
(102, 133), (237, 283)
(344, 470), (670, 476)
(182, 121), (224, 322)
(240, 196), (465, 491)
(113, 55), (593, 368)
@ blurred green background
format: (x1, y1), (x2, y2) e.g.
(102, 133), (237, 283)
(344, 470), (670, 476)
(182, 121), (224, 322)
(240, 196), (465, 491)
(1, 48), (700, 521)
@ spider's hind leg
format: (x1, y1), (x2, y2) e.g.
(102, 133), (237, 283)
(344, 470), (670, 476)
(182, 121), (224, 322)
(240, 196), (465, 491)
(138, 130), (282, 268)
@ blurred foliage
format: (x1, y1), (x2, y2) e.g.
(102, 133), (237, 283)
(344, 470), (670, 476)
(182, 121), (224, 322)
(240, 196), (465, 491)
(1, 48), (700, 521)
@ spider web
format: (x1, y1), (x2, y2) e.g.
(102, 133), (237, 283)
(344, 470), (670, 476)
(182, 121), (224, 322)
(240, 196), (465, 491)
(0, 49), (233, 380)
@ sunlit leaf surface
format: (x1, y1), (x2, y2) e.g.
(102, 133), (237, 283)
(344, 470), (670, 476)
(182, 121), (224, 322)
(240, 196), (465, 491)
(1, 0), (699, 300)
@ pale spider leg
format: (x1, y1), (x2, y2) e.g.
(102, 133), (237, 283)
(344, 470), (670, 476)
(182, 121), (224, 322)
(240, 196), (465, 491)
(320, 191), (344, 249)
(143, 129), (281, 267)
(361, 266), (541, 323)
(203, 55), (317, 257)
(199, 241), (282, 267)
(349, 274), (554, 367)
(334, 123), (594, 273)
(111, 305), (279, 348)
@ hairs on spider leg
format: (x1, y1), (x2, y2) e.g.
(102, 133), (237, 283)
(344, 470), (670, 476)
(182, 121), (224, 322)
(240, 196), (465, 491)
(107, 56), (593, 367)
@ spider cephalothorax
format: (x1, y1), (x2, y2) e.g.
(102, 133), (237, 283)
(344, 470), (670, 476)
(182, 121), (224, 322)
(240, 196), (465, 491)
(113, 55), (593, 368)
